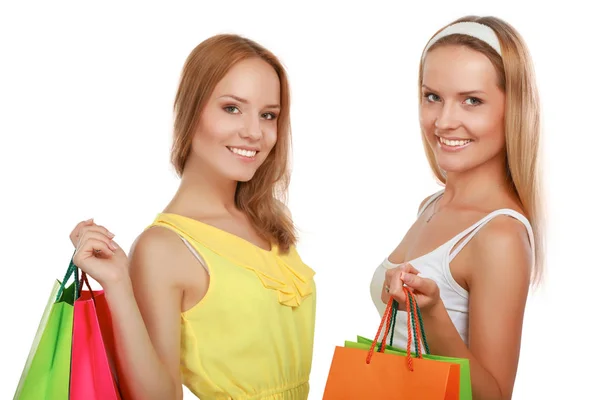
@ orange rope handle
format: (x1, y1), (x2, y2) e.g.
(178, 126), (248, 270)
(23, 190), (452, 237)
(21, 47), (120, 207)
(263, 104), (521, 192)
(403, 287), (414, 371)
(366, 288), (426, 373)
(409, 289), (423, 359)
(366, 296), (393, 364)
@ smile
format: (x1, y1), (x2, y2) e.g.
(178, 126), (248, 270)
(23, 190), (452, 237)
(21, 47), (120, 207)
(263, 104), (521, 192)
(437, 136), (473, 151)
(438, 137), (472, 147)
(228, 147), (258, 158)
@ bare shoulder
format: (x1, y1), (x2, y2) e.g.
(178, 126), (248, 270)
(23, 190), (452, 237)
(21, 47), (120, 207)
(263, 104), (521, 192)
(128, 226), (193, 285)
(470, 215), (533, 279)
(130, 226), (184, 263)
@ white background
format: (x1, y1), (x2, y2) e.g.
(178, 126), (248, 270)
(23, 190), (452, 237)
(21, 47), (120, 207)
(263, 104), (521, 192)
(1, 1), (598, 399)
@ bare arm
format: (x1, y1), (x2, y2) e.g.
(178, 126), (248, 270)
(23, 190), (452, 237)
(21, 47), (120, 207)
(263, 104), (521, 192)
(107, 229), (187, 400)
(420, 217), (532, 399)
(73, 224), (192, 400)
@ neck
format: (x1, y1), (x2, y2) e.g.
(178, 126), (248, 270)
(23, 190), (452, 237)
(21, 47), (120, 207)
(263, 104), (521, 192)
(165, 157), (238, 216)
(442, 152), (512, 206)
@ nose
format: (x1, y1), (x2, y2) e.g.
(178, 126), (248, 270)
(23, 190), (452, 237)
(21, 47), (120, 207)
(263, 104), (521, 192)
(434, 102), (460, 131)
(240, 114), (262, 141)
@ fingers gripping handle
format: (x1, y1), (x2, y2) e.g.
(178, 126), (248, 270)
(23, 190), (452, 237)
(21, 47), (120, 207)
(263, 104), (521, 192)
(365, 288), (430, 371)
(55, 251), (94, 303)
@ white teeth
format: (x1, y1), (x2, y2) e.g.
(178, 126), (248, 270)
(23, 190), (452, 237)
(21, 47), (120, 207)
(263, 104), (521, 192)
(229, 147), (257, 158)
(439, 137), (471, 147)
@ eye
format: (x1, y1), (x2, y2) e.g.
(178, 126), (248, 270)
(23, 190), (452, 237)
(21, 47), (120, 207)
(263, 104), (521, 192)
(424, 92), (441, 103)
(262, 112), (278, 120)
(223, 105), (240, 114)
(465, 97), (483, 106)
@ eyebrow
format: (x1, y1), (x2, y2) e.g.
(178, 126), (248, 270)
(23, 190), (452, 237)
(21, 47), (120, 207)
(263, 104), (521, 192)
(421, 85), (486, 96)
(218, 94), (280, 109)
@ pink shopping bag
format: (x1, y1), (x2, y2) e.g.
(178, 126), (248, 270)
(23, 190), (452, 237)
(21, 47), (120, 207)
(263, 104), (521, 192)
(70, 272), (121, 399)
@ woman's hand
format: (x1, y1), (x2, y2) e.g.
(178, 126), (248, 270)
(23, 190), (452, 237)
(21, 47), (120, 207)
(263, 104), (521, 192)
(69, 219), (130, 289)
(381, 263), (443, 314)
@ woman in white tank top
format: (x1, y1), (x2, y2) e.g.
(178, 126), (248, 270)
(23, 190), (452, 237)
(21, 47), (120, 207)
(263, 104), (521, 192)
(369, 16), (544, 399)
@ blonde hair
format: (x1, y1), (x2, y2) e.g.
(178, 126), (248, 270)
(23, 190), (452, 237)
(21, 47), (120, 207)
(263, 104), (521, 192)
(419, 16), (545, 284)
(171, 34), (296, 251)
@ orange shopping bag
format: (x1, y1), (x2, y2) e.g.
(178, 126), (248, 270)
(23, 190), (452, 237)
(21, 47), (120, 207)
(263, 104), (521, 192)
(322, 288), (460, 399)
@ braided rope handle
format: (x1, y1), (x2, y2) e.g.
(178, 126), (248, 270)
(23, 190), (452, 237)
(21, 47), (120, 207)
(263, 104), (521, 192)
(365, 287), (431, 372)
(366, 297), (394, 364)
(78, 271), (96, 302)
(414, 294), (430, 354)
(405, 288), (422, 370)
(55, 252), (96, 303)
(405, 288), (416, 370)
(55, 254), (80, 303)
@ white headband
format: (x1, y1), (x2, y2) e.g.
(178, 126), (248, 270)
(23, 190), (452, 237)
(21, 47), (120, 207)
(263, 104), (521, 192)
(422, 21), (502, 59)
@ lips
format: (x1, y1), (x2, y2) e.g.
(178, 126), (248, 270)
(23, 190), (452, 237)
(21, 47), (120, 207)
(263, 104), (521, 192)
(227, 146), (258, 158)
(438, 137), (472, 147)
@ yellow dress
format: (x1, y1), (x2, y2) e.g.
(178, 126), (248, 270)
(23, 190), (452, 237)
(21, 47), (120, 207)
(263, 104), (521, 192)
(146, 213), (316, 400)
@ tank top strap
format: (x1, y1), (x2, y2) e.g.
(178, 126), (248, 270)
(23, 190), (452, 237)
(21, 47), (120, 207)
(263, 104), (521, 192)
(145, 214), (210, 273)
(448, 208), (535, 262)
(417, 189), (445, 217)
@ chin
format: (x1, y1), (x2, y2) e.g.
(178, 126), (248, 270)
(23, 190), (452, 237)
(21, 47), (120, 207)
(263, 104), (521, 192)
(435, 157), (476, 175)
(235, 176), (255, 183)
(227, 170), (258, 183)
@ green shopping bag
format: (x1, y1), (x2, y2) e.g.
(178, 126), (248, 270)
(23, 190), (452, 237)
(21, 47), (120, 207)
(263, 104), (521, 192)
(14, 260), (80, 400)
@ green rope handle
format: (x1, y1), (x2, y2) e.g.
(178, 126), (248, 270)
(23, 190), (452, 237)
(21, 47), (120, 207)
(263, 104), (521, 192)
(55, 262), (73, 301)
(414, 298), (430, 354)
(55, 251), (80, 303)
(378, 293), (421, 354)
(389, 300), (398, 346)
(377, 292), (431, 356)
(408, 292), (430, 355)
(377, 299), (399, 352)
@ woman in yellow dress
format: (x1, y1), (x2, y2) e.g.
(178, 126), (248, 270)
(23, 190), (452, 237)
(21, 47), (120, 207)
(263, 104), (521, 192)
(69, 34), (316, 400)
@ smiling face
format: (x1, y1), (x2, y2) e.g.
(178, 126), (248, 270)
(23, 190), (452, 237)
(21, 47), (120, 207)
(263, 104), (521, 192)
(419, 44), (506, 174)
(189, 57), (281, 183)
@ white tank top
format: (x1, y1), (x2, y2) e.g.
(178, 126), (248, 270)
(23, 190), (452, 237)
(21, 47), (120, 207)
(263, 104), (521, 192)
(369, 190), (534, 349)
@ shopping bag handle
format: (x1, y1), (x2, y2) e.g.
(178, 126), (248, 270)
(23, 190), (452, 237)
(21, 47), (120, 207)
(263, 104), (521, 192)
(77, 271), (96, 301)
(366, 295), (394, 364)
(55, 253), (80, 303)
(366, 288), (431, 371)
(402, 288), (429, 370)
(55, 251), (95, 303)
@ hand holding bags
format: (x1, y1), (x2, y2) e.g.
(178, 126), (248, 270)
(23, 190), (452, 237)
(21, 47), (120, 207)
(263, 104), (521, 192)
(323, 287), (472, 399)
